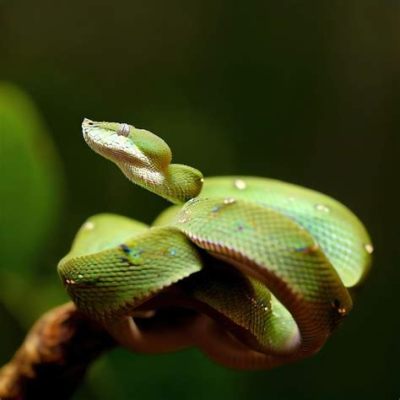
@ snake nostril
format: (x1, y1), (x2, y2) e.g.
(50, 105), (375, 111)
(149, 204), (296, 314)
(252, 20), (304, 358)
(83, 118), (94, 126)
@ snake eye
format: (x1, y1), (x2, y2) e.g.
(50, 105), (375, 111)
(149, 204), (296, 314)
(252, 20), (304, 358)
(117, 123), (130, 137)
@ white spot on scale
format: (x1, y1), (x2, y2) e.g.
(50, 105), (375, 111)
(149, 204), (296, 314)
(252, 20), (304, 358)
(83, 221), (95, 230)
(337, 307), (347, 316)
(315, 204), (330, 213)
(178, 210), (191, 224)
(364, 243), (374, 254)
(234, 179), (247, 190)
(223, 197), (236, 205)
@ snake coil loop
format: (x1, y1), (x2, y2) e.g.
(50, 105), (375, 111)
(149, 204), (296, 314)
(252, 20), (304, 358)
(58, 121), (372, 369)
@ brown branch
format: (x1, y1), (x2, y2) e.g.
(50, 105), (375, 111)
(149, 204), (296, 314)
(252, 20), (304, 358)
(0, 302), (116, 400)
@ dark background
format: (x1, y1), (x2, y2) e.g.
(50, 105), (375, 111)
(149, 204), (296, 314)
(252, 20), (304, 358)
(0, 1), (399, 399)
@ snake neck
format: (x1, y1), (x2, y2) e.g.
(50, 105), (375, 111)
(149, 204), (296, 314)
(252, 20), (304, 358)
(123, 162), (204, 204)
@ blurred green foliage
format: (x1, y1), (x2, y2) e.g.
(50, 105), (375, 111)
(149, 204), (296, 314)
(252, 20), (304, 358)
(0, 1), (399, 399)
(0, 83), (61, 276)
(0, 83), (66, 324)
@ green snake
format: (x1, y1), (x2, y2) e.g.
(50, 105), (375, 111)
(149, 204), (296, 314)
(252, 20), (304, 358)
(58, 119), (373, 369)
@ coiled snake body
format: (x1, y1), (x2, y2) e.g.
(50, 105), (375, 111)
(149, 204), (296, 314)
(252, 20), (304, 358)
(58, 119), (372, 369)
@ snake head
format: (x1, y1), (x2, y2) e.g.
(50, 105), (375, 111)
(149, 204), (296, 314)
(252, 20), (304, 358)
(82, 118), (203, 204)
(82, 118), (172, 168)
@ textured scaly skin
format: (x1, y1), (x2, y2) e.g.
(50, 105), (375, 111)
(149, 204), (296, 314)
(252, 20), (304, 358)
(58, 119), (373, 369)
